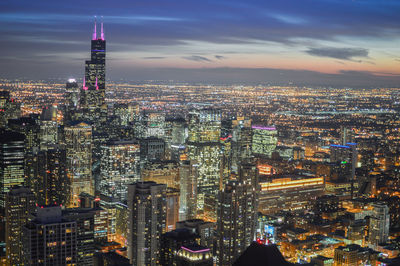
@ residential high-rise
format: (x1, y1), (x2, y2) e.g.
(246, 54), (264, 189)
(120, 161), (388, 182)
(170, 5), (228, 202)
(220, 135), (232, 186)
(62, 208), (96, 265)
(80, 20), (107, 124)
(167, 117), (187, 161)
(330, 142), (357, 197)
(187, 142), (221, 220)
(5, 187), (35, 266)
(77, 194), (109, 243)
(330, 143), (357, 177)
(100, 140), (140, 201)
(187, 109), (221, 221)
(238, 161), (259, 189)
(166, 187), (180, 232)
(35, 147), (68, 206)
(251, 125), (278, 157)
(22, 206), (78, 265)
(64, 121), (93, 207)
(368, 203), (390, 248)
(179, 160), (198, 221)
(127, 181), (167, 265)
(216, 181), (258, 265)
(0, 131), (25, 210)
(231, 117), (252, 173)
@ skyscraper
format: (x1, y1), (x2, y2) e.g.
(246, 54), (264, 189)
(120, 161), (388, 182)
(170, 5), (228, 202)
(39, 106), (58, 151)
(187, 109), (222, 221)
(35, 147), (68, 206)
(251, 125), (278, 157)
(179, 160), (198, 221)
(238, 161), (259, 188)
(166, 117), (186, 161)
(127, 181), (167, 265)
(166, 187), (180, 232)
(8, 116), (40, 154)
(22, 206), (78, 265)
(0, 91), (21, 128)
(80, 19), (107, 124)
(5, 186), (35, 266)
(62, 208), (96, 265)
(99, 140), (140, 201)
(231, 117), (252, 173)
(340, 126), (355, 146)
(216, 180), (258, 265)
(0, 131), (25, 210)
(368, 203), (390, 248)
(65, 78), (80, 122)
(64, 121), (93, 207)
(330, 142), (357, 197)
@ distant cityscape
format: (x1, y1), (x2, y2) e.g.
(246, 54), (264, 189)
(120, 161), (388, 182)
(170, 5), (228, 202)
(0, 16), (400, 266)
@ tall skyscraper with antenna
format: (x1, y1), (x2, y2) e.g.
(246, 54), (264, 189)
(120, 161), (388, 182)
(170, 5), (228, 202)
(80, 18), (107, 124)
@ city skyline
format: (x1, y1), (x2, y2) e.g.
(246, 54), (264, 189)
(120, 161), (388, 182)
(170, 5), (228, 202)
(1, 2), (400, 265)
(1, 1), (400, 86)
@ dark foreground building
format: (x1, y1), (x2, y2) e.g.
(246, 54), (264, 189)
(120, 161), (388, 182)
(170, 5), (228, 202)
(233, 242), (313, 266)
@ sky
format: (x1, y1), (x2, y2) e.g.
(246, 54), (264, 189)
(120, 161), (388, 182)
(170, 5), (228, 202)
(1, 0), (400, 86)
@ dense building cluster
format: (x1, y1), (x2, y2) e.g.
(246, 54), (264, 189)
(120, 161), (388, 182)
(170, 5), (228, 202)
(0, 23), (400, 266)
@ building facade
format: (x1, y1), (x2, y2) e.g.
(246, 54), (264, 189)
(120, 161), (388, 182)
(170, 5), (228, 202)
(216, 181), (258, 265)
(64, 121), (93, 207)
(100, 140), (140, 201)
(5, 187), (35, 266)
(127, 182), (167, 265)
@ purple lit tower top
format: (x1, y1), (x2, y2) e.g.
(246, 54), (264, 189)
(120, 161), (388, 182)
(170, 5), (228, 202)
(84, 17), (106, 92)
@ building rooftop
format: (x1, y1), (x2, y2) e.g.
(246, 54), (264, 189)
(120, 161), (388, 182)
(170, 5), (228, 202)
(233, 242), (311, 266)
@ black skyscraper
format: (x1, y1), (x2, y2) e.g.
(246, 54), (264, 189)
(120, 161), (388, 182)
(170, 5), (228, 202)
(81, 19), (107, 123)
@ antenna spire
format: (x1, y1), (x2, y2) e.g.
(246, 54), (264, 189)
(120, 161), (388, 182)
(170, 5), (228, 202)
(95, 77), (99, 90)
(92, 16), (97, 40)
(83, 76), (88, 90)
(101, 16), (105, 40)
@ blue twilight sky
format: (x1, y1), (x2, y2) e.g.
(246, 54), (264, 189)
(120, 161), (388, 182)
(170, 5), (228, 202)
(1, 0), (400, 86)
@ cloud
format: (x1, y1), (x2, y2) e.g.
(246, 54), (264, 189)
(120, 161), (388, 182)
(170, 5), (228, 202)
(215, 55), (226, 60)
(268, 13), (308, 25)
(107, 67), (400, 88)
(182, 55), (212, 62)
(306, 47), (369, 61)
(142, 56), (166, 59)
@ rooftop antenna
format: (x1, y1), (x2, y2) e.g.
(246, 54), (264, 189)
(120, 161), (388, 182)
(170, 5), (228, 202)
(92, 16), (97, 40)
(100, 16), (105, 40)
(83, 76), (88, 90)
